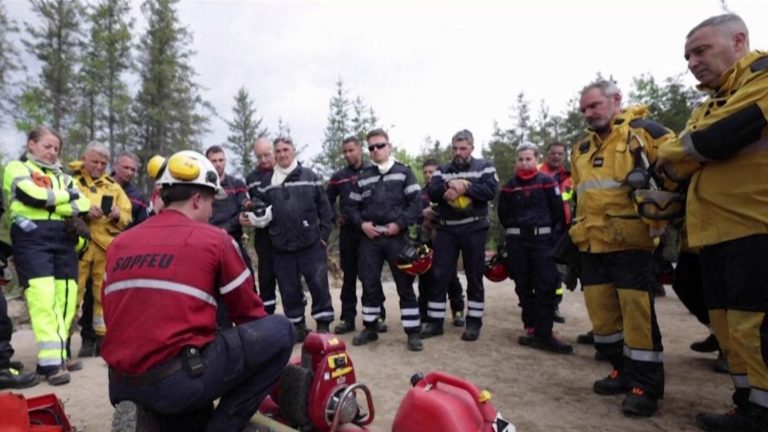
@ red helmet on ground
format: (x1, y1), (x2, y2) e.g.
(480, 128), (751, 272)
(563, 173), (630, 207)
(484, 254), (508, 282)
(397, 244), (434, 276)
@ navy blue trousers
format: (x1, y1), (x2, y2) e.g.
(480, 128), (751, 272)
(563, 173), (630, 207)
(109, 315), (294, 432)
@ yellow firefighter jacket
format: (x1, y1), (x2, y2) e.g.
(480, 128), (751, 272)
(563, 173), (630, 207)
(69, 161), (132, 251)
(658, 51), (768, 248)
(569, 106), (675, 253)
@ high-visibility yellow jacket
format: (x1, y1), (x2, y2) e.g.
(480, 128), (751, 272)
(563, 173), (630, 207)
(569, 106), (675, 253)
(658, 51), (768, 248)
(3, 158), (91, 222)
(69, 161), (132, 251)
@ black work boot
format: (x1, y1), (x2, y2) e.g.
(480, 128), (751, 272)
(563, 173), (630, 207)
(593, 369), (630, 395)
(316, 321), (330, 334)
(375, 318), (388, 333)
(352, 328), (379, 346)
(577, 330), (594, 345)
(529, 336), (573, 355)
(79, 337), (97, 357)
(419, 322), (444, 339)
(333, 320), (355, 334)
(461, 325), (480, 341)
(452, 311), (465, 327)
(0, 367), (40, 389)
(293, 322), (308, 344)
(622, 387), (658, 417)
(407, 333), (423, 352)
(696, 404), (766, 432)
(690, 334), (719, 353)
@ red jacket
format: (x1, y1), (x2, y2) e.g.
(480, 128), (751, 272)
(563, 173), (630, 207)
(101, 209), (265, 374)
(538, 163), (573, 225)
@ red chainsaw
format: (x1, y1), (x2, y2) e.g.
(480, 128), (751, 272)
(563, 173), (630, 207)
(252, 332), (515, 432)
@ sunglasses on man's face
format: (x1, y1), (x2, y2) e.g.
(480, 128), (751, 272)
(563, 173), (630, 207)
(368, 143), (387, 152)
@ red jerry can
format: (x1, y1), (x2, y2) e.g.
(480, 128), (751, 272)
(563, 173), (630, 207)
(391, 372), (514, 432)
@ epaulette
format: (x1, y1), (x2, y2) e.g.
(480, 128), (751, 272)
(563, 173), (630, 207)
(629, 118), (671, 139)
(577, 140), (590, 155)
(750, 56), (768, 73)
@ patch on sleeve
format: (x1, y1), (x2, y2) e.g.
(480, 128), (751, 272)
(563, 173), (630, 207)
(750, 56), (768, 73)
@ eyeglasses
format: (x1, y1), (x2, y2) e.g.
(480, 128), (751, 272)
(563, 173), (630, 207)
(256, 153), (273, 161)
(368, 143), (387, 152)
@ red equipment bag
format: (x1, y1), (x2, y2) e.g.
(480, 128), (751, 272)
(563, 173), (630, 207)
(27, 393), (73, 432)
(391, 372), (514, 432)
(0, 392), (73, 432)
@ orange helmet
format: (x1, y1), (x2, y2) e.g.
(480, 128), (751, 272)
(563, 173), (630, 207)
(397, 243), (434, 276)
(484, 254), (508, 282)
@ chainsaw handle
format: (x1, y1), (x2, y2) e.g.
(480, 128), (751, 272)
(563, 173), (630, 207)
(421, 371), (498, 422)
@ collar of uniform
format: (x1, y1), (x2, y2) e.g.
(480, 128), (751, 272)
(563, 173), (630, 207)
(696, 50), (767, 94)
(451, 157), (474, 171)
(587, 105), (648, 144)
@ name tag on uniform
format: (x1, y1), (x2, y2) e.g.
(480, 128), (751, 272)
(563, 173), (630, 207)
(592, 157), (604, 167)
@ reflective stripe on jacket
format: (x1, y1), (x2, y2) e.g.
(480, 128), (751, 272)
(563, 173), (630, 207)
(569, 106), (674, 253)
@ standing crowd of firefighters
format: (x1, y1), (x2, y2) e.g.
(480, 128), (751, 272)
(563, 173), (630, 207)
(0, 12), (765, 432)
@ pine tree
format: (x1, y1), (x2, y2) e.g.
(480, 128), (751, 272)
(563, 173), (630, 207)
(629, 74), (702, 133)
(0, 2), (22, 127)
(314, 80), (377, 178)
(23, 0), (85, 155)
(73, 0), (134, 158)
(132, 0), (208, 163)
(225, 87), (268, 175)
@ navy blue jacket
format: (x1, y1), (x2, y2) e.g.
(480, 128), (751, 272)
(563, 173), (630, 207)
(256, 164), (332, 252)
(497, 171), (565, 237)
(210, 174), (248, 239)
(326, 163), (368, 228)
(111, 177), (148, 228)
(343, 162), (421, 230)
(428, 158), (498, 225)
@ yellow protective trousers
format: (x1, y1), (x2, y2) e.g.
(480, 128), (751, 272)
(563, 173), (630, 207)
(78, 245), (107, 336)
(11, 221), (79, 368)
(580, 250), (665, 398)
(700, 235), (768, 409)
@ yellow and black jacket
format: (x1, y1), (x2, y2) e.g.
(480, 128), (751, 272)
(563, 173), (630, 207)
(569, 106), (675, 253)
(68, 161), (132, 251)
(3, 158), (91, 223)
(658, 50), (768, 248)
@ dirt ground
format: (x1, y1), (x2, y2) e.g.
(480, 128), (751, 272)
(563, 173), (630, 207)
(7, 276), (733, 432)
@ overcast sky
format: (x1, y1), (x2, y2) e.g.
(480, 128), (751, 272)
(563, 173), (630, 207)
(2, 0), (767, 168)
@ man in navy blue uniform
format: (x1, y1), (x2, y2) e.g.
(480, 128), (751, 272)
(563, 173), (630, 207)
(420, 130), (498, 342)
(326, 136), (388, 335)
(244, 138), (279, 314)
(344, 129), (423, 351)
(417, 159), (465, 325)
(255, 137), (334, 342)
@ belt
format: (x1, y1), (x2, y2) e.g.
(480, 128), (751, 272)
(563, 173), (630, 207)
(109, 357), (183, 386)
(439, 216), (485, 226)
(505, 226), (552, 236)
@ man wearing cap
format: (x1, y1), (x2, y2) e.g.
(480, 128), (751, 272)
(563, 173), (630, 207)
(103, 150), (293, 432)
(420, 129), (498, 342)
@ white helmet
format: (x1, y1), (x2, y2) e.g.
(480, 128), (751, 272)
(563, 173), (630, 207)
(246, 206), (273, 228)
(150, 150), (226, 199)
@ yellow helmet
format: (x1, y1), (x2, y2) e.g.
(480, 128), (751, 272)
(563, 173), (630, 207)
(151, 151), (226, 199)
(447, 195), (472, 210)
